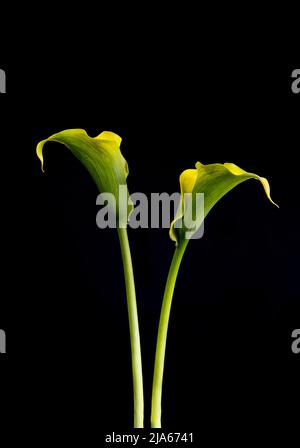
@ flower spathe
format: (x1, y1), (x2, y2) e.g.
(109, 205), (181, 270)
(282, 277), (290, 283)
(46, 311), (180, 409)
(170, 161), (278, 245)
(37, 129), (133, 224)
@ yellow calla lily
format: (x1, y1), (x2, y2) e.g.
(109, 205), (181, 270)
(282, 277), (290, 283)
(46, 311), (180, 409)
(36, 129), (143, 428)
(170, 161), (278, 246)
(151, 161), (278, 428)
(37, 129), (133, 224)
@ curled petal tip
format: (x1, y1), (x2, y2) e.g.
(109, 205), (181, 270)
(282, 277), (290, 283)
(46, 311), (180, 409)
(258, 176), (279, 208)
(36, 139), (46, 173)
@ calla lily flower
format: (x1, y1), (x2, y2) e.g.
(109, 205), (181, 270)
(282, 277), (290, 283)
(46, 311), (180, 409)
(36, 129), (143, 428)
(151, 161), (278, 428)
(37, 129), (133, 224)
(170, 161), (278, 246)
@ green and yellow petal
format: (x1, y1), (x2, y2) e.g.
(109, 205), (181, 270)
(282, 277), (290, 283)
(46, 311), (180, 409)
(170, 161), (278, 245)
(37, 129), (133, 222)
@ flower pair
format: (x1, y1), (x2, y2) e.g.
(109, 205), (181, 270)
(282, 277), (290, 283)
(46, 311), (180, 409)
(37, 129), (277, 428)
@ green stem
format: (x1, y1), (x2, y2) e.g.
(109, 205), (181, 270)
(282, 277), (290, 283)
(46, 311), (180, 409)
(117, 227), (144, 428)
(151, 240), (188, 428)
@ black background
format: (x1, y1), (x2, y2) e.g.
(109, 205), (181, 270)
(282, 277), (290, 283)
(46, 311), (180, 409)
(0, 20), (299, 445)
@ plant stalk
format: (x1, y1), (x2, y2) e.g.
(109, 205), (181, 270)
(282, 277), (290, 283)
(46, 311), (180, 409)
(151, 240), (188, 428)
(117, 227), (144, 428)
